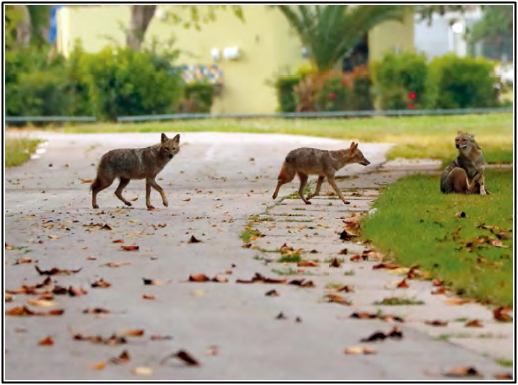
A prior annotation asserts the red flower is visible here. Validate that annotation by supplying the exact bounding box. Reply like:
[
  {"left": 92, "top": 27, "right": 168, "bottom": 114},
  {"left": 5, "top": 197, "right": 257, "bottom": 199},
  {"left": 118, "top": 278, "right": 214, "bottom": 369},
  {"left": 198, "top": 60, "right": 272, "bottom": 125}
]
[
  {"left": 342, "top": 78, "right": 348, "bottom": 86},
  {"left": 408, "top": 102, "right": 415, "bottom": 110},
  {"left": 408, "top": 92, "right": 416, "bottom": 100},
  {"left": 329, "top": 93, "right": 336, "bottom": 100}
]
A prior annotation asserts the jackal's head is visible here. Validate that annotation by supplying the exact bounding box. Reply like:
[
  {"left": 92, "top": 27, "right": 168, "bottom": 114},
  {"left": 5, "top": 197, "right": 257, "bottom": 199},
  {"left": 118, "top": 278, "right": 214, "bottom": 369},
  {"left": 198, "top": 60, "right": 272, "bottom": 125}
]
[
  {"left": 455, "top": 131, "right": 476, "bottom": 152},
  {"left": 349, "top": 142, "right": 371, "bottom": 166},
  {"left": 160, "top": 133, "right": 180, "bottom": 159}
]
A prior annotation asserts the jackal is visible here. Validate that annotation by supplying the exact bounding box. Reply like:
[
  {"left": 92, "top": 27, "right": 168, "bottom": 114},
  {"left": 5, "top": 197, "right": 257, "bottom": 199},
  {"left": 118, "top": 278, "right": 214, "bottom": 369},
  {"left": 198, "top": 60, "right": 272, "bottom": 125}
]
[
  {"left": 91, "top": 133, "right": 180, "bottom": 209},
  {"left": 272, "top": 142, "right": 370, "bottom": 204},
  {"left": 440, "top": 131, "right": 488, "bottom": 195}
]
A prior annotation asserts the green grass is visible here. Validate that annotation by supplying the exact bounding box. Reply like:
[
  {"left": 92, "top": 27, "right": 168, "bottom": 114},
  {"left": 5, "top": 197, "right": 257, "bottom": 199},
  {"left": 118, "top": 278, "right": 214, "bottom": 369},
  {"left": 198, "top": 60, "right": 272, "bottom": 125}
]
[
  {"left": 240, "top": 229, "right": 261, "bottom": 243},
  {"left": 5, "top": 137, "right": 43, "bottom": 167},
  {"left": 373, "top": 297, "right": 425, "bottom": 306},
  {"left": 362, "top": 169, "right": 513, "bottom": 306},
  {"left": 276, "top": 253, "right": 302, "bottom": 263},
  {"left": 58, "top": 113, "right": 513, "bottom": 165},
  {"left": 495, "top": 358, "right": 514, "bottom": 367}
]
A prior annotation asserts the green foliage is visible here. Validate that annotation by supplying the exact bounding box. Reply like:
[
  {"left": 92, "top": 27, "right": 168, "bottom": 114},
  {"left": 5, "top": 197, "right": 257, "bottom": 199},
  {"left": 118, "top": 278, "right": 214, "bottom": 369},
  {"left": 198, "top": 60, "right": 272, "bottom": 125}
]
[
  {"left": 86, "top": 46, "right": 183, "bottom": 120},
  {"left": 469, "top": 5, "right": 513, "bottom": 43},
  {"left": 372, "top": 51, "right": 431, "bottom": 110},
  {"left": 274, "top": 5, "right": 405, "bottom": 72},
  {"left": 183, "top": 83, "right": 214, "bottom": 113},
  {"left": 317, "top": 76, "right": 353, "bottom": 112},
  {"left": 275, "top": 75, "right": 303, "bottom": 112},
  {"left": 429, "top": 54, "right": 498, "bottom": 109},
  {"left": 5, "top": 137, "right": 43, "bottom": 167},
  {"left": 362, "top": 169, "right": 513, "bottom": 306}
]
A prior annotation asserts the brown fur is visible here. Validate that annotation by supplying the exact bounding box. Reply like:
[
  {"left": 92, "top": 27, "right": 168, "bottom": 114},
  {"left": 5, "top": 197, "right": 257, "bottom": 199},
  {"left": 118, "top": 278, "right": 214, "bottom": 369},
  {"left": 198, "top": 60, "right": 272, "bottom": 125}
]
[
  {"left": 440, "top": 130, "right": 488, "bottom": 195},
  {"left": 272, "top": 142, "right": 371, "bottom": 204},
  {"left": 91, "top": 133, "right": 180, "bottom": 209}
]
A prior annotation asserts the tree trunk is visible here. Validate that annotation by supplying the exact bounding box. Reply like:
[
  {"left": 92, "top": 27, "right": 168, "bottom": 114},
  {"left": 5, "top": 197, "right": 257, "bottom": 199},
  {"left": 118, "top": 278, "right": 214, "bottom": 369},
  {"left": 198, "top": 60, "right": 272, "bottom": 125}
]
[
  {"left": 127, "top": 5, "right": 157, "bottom": 51},
  {"left": 15, "top": 5, "right": 31, "bottom": 46}
]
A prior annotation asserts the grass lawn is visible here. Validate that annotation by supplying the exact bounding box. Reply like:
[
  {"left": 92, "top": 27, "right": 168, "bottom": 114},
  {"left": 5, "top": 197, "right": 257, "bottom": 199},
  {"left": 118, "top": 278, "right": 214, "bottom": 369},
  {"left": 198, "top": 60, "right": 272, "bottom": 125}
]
[
  {"left": 59, "top": 113, "right": 513, "bottom": 166},
  {"left": 361, "top": 169, "right": 513, "bottom": 306},
  {"left": 5, "top": 137, "right": 43, "bottom": 167}
]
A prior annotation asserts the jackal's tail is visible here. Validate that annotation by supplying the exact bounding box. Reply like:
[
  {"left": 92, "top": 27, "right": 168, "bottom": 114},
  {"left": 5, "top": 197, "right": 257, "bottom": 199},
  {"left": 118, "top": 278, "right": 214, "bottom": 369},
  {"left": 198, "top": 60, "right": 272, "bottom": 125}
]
[{"left": 90, "top": 178, "right": 100, "bottom": 191}]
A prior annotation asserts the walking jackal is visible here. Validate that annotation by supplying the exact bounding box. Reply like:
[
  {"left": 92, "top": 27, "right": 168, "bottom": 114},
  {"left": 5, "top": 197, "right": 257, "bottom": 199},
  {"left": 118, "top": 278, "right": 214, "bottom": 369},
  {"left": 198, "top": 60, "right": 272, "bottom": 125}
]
[
  {"left": 440, "top": 131, "right": 488, "bottom": 195},
  {"left": 272, "top": 142, "right": 371, "bottom": 205},
  {"left": 91, "top": 133, "right": 180, "bottom": 209}
]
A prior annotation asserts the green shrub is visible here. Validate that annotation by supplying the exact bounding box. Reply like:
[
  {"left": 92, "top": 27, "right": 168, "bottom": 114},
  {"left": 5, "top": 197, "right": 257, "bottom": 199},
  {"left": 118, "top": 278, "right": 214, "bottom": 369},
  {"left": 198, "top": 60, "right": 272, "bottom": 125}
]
[
  {"left": 428, "top": 54, "right": 498, "bottom": 109},
  {"left": 372, "top": 51, "right": 431, "bottom": 110},
  {"left": 275, "top": 75, "right": 303, "bottom": 112},
  {"left": 317, "top": 76, "right": 353, "bottom": 112},
  {"left": 182, "top": 83, "right": 214, "bottom": 113},
  {"left": 87, "top": 46, "right": 183, "bottom": 121},
  {"left": 64, "top": 43, "right": 94, "bottom": 116}
]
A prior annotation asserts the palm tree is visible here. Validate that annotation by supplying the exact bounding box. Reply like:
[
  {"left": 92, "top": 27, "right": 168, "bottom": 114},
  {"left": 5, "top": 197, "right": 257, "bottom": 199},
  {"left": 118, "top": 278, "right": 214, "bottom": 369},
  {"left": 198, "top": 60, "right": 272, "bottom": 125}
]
[{"left": 274, "top": 5, "right": 406, "bottom": 73}]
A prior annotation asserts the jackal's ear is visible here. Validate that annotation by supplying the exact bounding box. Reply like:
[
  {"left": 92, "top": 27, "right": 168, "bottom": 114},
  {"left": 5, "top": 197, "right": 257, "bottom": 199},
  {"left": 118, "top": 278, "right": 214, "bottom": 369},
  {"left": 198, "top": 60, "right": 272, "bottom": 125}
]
[
  {"left": 172, "top": 134, "right": 180, "bottom": 143},
  {"left": 161, "top": 133, "right": 168, "bottom": 143},
  {"left": 350, "top": 142, "right": 358, "bottom": 150},
  {"left": 457, "top": 130, "right": 463, "bottom": 135}
]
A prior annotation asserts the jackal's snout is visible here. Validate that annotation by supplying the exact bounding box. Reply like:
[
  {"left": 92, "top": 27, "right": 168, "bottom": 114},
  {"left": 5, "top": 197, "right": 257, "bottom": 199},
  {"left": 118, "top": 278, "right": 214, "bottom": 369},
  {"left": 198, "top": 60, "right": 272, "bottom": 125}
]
[{"left": 360, "top": 158, "right": 370, "bottom": 166}]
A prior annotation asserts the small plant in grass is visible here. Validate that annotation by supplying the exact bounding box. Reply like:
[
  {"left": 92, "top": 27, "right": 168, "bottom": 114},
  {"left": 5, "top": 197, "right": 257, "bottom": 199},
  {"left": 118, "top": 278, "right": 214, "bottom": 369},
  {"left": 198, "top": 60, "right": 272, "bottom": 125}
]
[
  {"left": 454, "top": 317, "right": 469, "bottom": 322},
  {"left": 324, "top": 258, "right": 345, "bottom": 264},
  {"left": 373, "top": 297, "right": 425, "bottom": 306},
  {"left": 343, "top": 270, "right": 355, "bottom": 276},
  {"left": 271, "top": 268, "right": 314, "bottom": 276},
  {"left": 5, "top": 137, "right": 43, "bottom": 167},
  {"left": 257, "top": 248, "right": 281, "bottom": 253},
  {"left": 293, "top": 208, "right": 306, "bottom": 211},
  {"left": 276, "top": 253, "right": 302, "bottom": 263},
  {"left": 495, "top": 358, "right": 513, "bottom": 367},
  {"left": 325, "top": 282, "right": 345, "bottom": 290}
]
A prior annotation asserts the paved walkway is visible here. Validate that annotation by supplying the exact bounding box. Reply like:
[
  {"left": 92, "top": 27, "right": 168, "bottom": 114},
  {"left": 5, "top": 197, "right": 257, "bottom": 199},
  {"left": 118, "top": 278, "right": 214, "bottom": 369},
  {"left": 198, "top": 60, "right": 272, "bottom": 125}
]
[{"left": 4, "top": 132, "right": 512, "bottom": 380}]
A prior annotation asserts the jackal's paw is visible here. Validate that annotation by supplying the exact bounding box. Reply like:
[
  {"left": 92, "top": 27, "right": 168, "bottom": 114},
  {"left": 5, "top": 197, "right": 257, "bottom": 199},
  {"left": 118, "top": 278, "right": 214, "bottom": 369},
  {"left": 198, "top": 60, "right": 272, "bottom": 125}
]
[
  {"left": 163, "top": 201, "right": 169, "bottom": 207},
  {"left": 304, "top": 201, "right": 312, "bottom": 205},
  {"left": 147, "top": 205, "right": 155, "bottom": 210},
  {"left": 124, "top": 202, "right": 132, "bottom": 206},
  {"left": 343, "top": 201, "right": 351, "bottom": 205},
  {"left": 92, "top": 205, "right": 99, "bottom": 209},
  {"left": 480, "top": 190, "right": 487, "bottom": 196}
]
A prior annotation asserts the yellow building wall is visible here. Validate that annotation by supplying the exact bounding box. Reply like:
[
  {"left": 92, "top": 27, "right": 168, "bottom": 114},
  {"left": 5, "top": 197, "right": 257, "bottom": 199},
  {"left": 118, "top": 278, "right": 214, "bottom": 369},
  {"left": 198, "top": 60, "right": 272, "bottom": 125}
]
[
  {"left": 368, "top": 6, "right": 415, "bottom": 62},
  {"left": 57, "top": 5, "right": 414, "bottom": 114}
]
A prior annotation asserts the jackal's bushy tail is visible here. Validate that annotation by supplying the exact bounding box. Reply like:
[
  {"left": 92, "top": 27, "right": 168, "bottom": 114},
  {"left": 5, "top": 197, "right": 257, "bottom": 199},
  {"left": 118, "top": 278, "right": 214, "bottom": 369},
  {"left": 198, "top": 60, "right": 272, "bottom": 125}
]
[{"left": 90, "top": 178, "right": 100, "bottom": 191}]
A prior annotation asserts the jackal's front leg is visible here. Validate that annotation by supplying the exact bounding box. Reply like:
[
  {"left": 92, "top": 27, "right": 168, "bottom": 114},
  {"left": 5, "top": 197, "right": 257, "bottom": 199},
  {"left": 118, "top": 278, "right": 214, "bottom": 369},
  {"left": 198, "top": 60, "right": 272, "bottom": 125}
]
[
  {"left": 327, "top": 176, "right": 349, "bottom": 205},
  {"left": 147, "top": 178, "right": 168, "bottom": 208}
]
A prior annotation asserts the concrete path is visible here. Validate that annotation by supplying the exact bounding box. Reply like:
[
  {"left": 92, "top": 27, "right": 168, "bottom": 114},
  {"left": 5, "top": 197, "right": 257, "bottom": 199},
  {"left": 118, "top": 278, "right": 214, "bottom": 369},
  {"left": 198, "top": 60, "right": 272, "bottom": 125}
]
[{"left": 4, "top": 132, "right": 512, "bottom": 380}]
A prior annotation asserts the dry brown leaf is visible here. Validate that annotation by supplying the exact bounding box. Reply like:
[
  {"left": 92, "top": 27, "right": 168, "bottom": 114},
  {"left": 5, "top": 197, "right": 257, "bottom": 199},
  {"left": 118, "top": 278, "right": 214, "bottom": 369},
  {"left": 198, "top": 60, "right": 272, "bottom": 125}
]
[
  {"left": 465, "top": 319, "right": 483, "bottom": 328},
  {"left": 325, "top": 294, "right": 352, "bottom": 306},
  {"left": 425, "top": 320, "right": 448, "bottom": 327},
  {"left": 205, "top": 345, "right": 218, "bottom": 356},
  {"left": 48, "top": 235, "right": 60, "bottom": 240},
  {"left": 350, "top": 312, "right": 377, "bottom": 320},
  {"left": 5, "top": 243, "right": 14, "bottom": 250},
  {"left": 280, "top": 243, "right": 294, "bottom": 254},
  {"left": 329, "top": 258, "right": 342, "bottom": 268},
  {"left": 80, "top": 179, "right": 93, "bottom": 184},
  {"left": 142, "top": 278, "right": 166, "bottom": 286},
  {"left": 494, "top": 373, "right": 513, "bottom": 380},
  {"left": 14, "top": 258, "right": 38, "bottom": 265},
  {"left": 397, "top": 279, "right": 409, "bottom": 289},
  {"left": 373, "top": 263, "right": 401, "bottom": 270},
  {"left": 150, "top": 334, "right": 173, "bottom": 341},
  {"left": 112, "top": 239, "right": 124, "bottom": 243},
  {"left": 118, "top": 329, "right": 144, "bottom": 337},
  {"left": 189, "top": 274, "right": 210, "bottom": 282},
  {"left": 38, "top": 336, "right": 54, "bottom": 346},
  {"left": 444, "top": 298, "right": 472, "bottom": 305},
  {"left": 110, "top": 350, "right": 131, "bottom": 364},
  {"left": 349, "top": 255, "right": 361, "bottom": 262},
  {"left": 68, "top": 286, "right": 88, "bottom": 296},
  {"left": 344, "top": 346, "right": 376, "bottom": 355},
  {"left": 121, "top": 245, "right": 139, "bottom": 251},
  {"left": 188, "top": 236, "right": 202, "bottom": 244},
  {"left": 92, "top": 362, "right": 106, "bottom": 370},
  {"left": 5, "top": 293, "right": 13, "bottom": 302},
  {"left": 265, "top": 289, "right": 280, "bottom": 297},
  {"left": 27, "top": 299, "right": 57, "bottom": 307},
  {"left": 432, "top": 278, "right": 444, "bottom": 287},
  {"left": 493, "top": 306, "right": 513, "bottom": 322},
  {"left": 297, "top": 260, "right": 319, "bottom": 267},
  {"left": 212, "top": 274, "right": 228, "bottom": 283},
  {"left": 73, "top": 333, "right": 127, "bottom": 345},
  {"left": 174, "top": 350, "right": 200, "bottom": 366},
  {"left": 337, "top": 285, "right": 355, "bottom": 293},
  {"left": 142, "top": 294, "right": 156, "bottom": 300},
  {"left": 444, "top": 366, "right": 483, "bottom": 378},
  {"left": 431, "top": 286, "right": 446, "bottom": 295},
  {"left": 100, "top": 224, "right": 112, "bottom": 230},
  {"left": 91, "top": 278, "right": 111, "bottom": 288},
  {"left": 6, "top": 306, "right": 64, "bottom": 316},
  {"left": 83, "top": 308, "right": 110, "bottom": 314},
  {"left": 35, "top": 265, "right": 82, "bottom": 276}
]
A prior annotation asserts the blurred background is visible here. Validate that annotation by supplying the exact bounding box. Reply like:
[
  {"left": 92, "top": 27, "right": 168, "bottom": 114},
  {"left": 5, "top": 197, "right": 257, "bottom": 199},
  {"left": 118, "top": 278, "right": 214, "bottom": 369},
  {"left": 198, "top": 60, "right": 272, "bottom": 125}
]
[{"left": 4, "top": 4, "right": 514, "bottom": 122}]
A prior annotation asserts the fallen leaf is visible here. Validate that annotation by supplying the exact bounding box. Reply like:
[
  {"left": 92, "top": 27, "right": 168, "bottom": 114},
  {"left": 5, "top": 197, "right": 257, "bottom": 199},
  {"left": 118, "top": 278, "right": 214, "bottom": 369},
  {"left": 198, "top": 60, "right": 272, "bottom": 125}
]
[
  {"left": 431, "top": 287, "right": 446, "bottom": 295},
  {"left": 100, "top": 224, "right": 112, "bottom": 230},
  {"left": 27, "top": 299, "right": 57, "bottom": 307},
  {"left": 133, "top": 367, "right": 153, "bottom": 375},
  {"left": 6, "top": 306, "right": 64, "bottom": 317},
  {"left": 118, "top": 329, "right": 144, "bottom": 337},
  {"left": 112, "top": 239, "right": 124, "bottom": 243},
  {"left": 38, "top": 293, "right": 54, "bottom": 300},
  {"left": 142, "top": 294, "right": 156, "bottom": 300},
  {"left": 339, "top": 230, "right": 356, "bottom": 241},
  {"left": 425, "top": 320, "right": 448, "bottom": 327},
  {"left": 91, "top": 278, "right": 111, "bottom": 288},
  {"left": 387, "top": 326, "right": 403, "bottom": 339},
  {"left": 337, "top": 285, "right": 355, "bottom": 293},
  {"left": 172, "top": 350, "right": 200, "bottom": 366},
  {"left": 80, "top": 179, "right": 93, "bottom": 184},
  {"left": 103, "top": 262, "right": 131, "bottom": 268},
  {"left": 47, "top": 235, "right": 60, "bottom": 240},
  {"left": 83, "top": 308, "right": 110, "bottom": 314},
  {"left": 92, "top": 362, "right": 106, "bottom": 370},
  {"left": 205, "top": 345, "right": 218, "bottom": 356},
  {"left": 360, "top": 331, "right": 387, "bottom": 342},
  {"left": 265, "top": 289, "right": 279, "bottom": 297},
  {"left": 325, "top": 294, "right": 352, "bottom": 306},
  {"left": 110, "top": 350, "right": 130, "bottom": 364},
  {"left": 344, "top": 346, "right": 376, "bottom": 355},
  {"left": 142, "top": 278, "right": 166, "bottom": 286},
  {"left": 445, "top": 298, "right": 472, "bottom": 305},
  {"left": 297, "top": 260, "right": 319, "bottom": 267},
  {"left": 188, "top": 236, "right": 202, "bottom": 244},
  {"left": 493, "top": 306, "right": 513, "bottom": 322},
  {"left": 465, "top": 319, "right": 483, "bottom": 328},
  {"left": 494, "top": 373, "right": 513, "bottom": 380},
  {"left": 397, "top": 279, "right": 409, "bottom": 289},
  {"left": 329, "top": 258, "right": 342, "bottom": 268},
  {"left": 14, "top": 258, "right": 38, "bottom": 265},
  {"left": 444, "top": 366, "right": 483, "bottom": 378},
  {"left": 276, "top": 312, "right": 287, "bottom": 320},
  {"left": 432, "top": 278, "right": 444, "bottom": 287},
  {"left": 38, "top": 336, "right": 54, "bottom": 346},
  {"left": 68, "top": 286, "right": 88, "bottom": 296},
  {"left": 121, "top": 245, "right": 139, "bottom": 251},
  {"left": 150, "top": 335, "right": 173, "bottom": 341},
  {"left": 35, "top": 265, "right": 82, "bottom": 276},
  {"left": 373, "top": 263, "right": 401, "bottom": 270},
  {"left": 338, "top": 248, "right": 348, "bottom": 255},
  {"left": 349, "top": 255, "right": 361, "bottom": 262},
  {"left": 212, "top": 274, "right": 228, "bottom": 283},
  {"left": 73, "top": 333, "right": 126, "bottom": 345},
  {"left": 5, "top": 243, "right": 13, "bottom": 250},
  {"left": 280, "top": 243, "right": 294, "bottom": 254},
  {"left": 183, "top": 198, "right": 191, "bottom": 202},
  {"left": 189, "top": 274, "right": 210, "bottom": 282}
]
